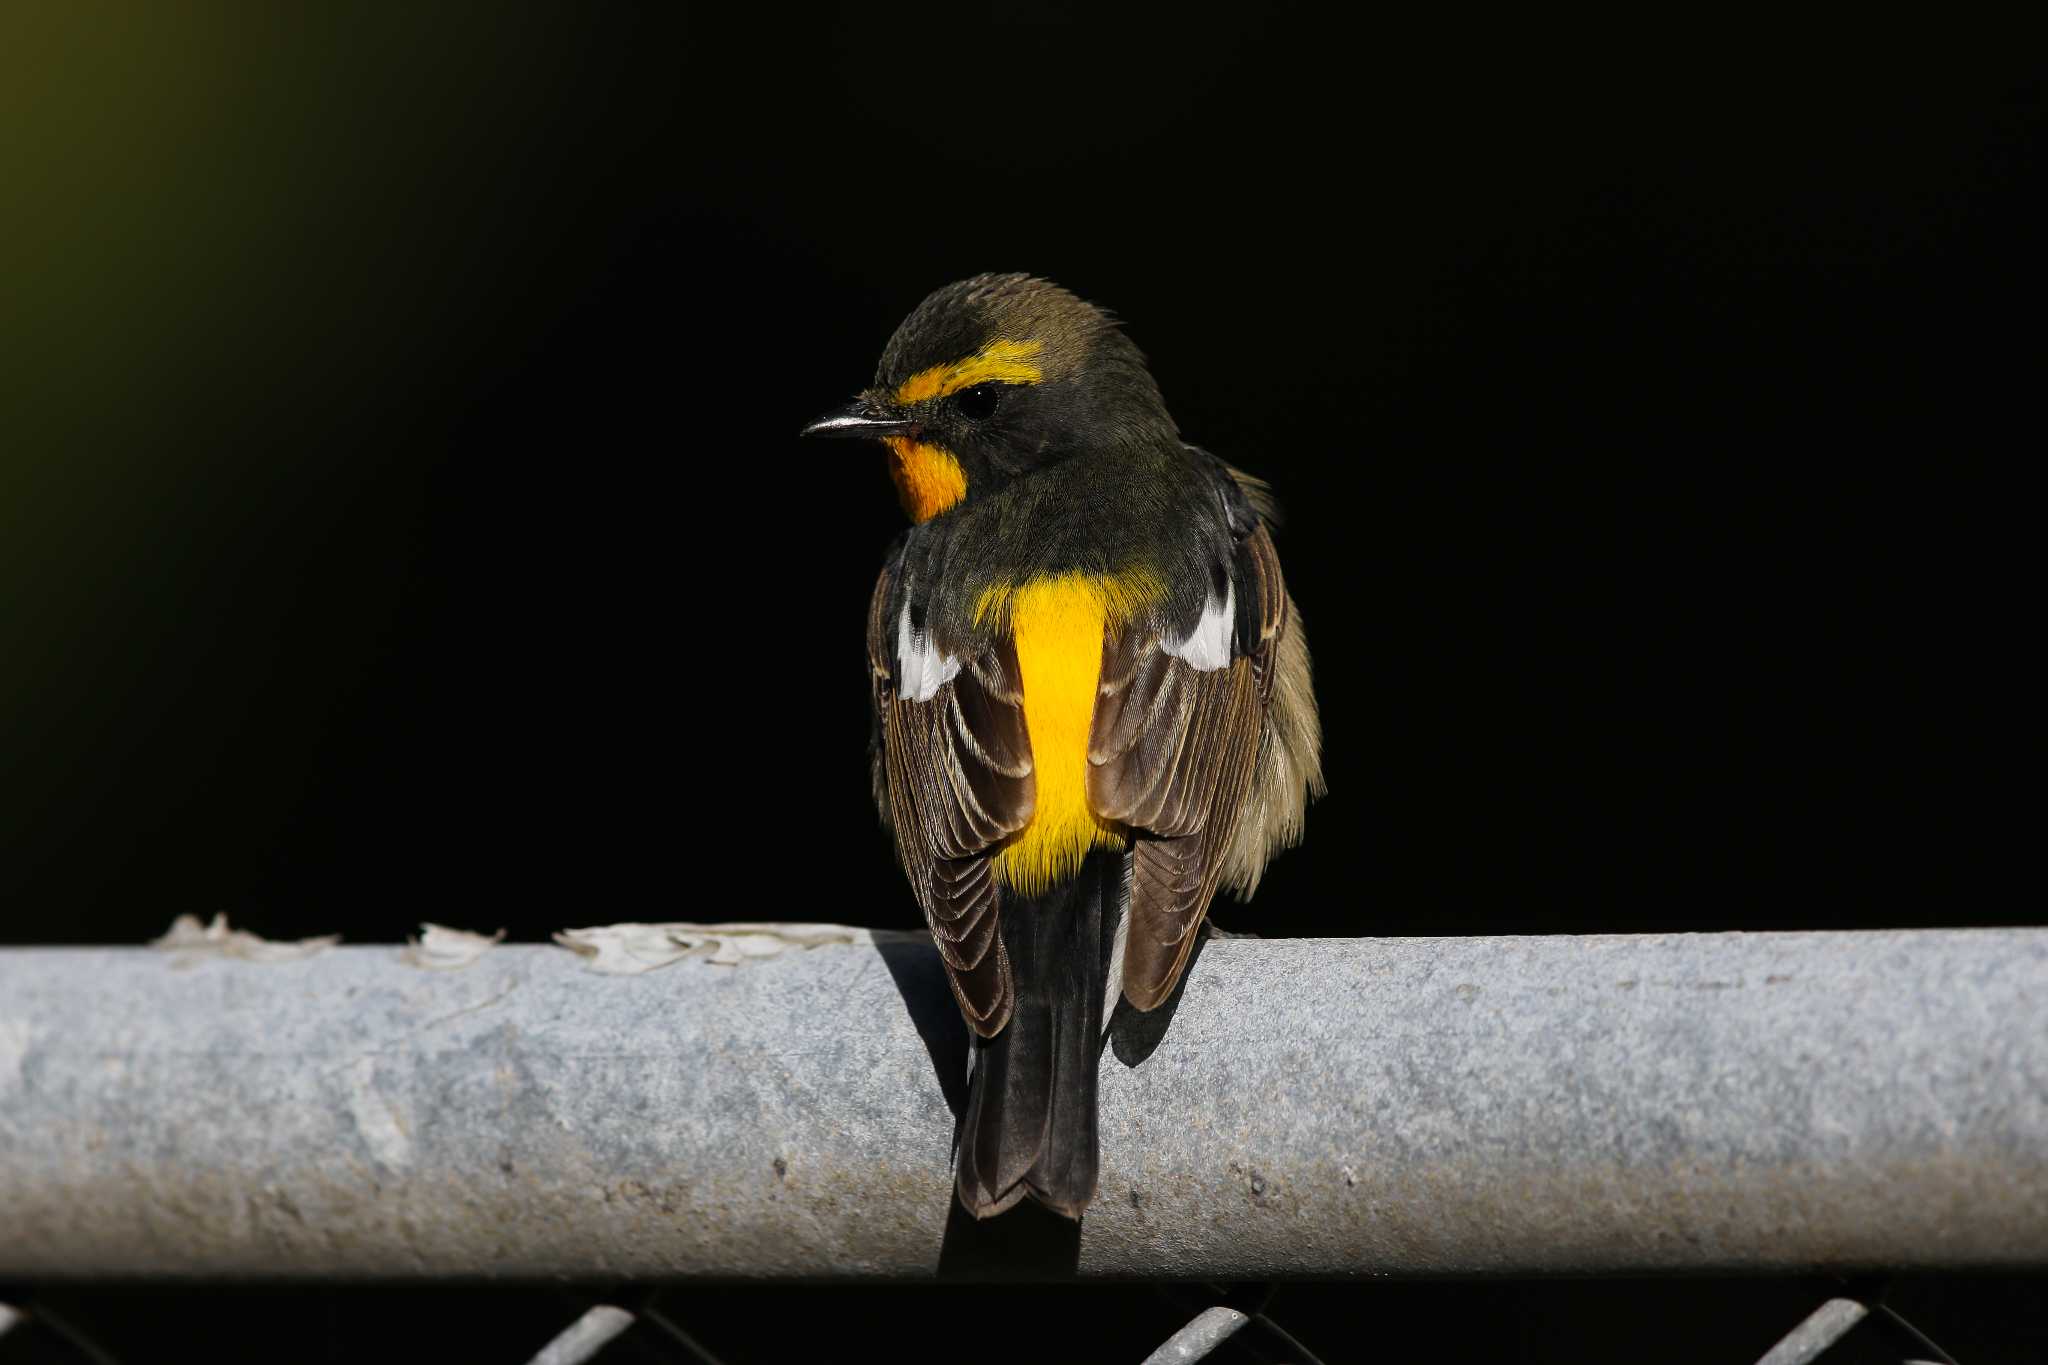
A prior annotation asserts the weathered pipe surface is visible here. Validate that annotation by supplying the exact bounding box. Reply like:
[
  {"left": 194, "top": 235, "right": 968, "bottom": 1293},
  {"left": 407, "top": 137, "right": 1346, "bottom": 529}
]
[{"left": 1, "top": 930, "right": 2044, "bottom": 1279}]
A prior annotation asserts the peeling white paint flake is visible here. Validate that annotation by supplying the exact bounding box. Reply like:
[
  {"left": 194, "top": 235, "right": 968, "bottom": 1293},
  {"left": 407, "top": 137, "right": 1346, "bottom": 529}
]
[
  {"left": 344, "top": 1056, "right": 413, "bottom": 1171},
  {"left": 399, "top": 923, "right": 506, "bottom": 970},
  {"left": 151, "top": 913, "right": 339, "bottom": 966},
  {"left": 1162, "top": 579, "right": 1235, "bottom": 671},
  {"left": 895, "top": 599, "right": 960, "bottom": 701},
  {"left": 553, "top": 922, "right": 927, "bottom": 975}
]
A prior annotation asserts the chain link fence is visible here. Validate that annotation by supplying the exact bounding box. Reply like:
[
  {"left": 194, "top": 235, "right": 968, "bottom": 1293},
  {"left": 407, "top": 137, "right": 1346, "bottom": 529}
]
[{"left": 0, "top": 1280, "right": 2009, "bottom": 1363}]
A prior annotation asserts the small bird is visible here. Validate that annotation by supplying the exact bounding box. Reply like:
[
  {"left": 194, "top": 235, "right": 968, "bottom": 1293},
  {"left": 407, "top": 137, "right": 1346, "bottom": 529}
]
[{"left": 803, "top": 275, "right": 1323, "bottom": 1219}]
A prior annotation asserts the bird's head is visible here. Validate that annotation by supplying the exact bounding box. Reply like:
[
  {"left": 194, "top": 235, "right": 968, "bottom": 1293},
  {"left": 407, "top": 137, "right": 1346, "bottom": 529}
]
[{"left": 802, "top": 274, "right": 1176, "bottom": 522}]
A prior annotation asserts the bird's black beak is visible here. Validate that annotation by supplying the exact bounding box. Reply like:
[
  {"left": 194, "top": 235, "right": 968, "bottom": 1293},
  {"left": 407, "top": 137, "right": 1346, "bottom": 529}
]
[{"left": 800, "top": 400, "right": 914, "bottom": 441}]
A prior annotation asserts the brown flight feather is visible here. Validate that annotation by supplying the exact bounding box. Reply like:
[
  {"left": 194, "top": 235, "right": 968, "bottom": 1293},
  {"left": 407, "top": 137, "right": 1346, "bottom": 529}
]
[
  {"left": 868, "top": 566, "right": 1035, "bottom": 1034},
  {"left": 1087, "top": 522, "right": 1310, "bottom": 1009}
]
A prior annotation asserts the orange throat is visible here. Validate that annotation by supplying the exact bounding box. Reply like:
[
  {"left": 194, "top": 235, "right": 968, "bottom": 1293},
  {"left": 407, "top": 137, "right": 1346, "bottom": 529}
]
[{"left": 883, "top": 436, "right": 968, "bottom": 522}]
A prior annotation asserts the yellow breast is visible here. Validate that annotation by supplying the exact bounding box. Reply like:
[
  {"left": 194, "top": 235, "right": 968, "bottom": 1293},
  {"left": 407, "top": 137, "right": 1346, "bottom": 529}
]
[{"left": 975, "top": 571, "right": 1161, "bottom": 894}]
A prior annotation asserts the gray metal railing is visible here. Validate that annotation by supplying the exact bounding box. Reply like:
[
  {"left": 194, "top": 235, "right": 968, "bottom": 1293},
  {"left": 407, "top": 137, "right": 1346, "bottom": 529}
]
[{"left": 2, "top": 925, "right": 2042, "bottom": 1282}]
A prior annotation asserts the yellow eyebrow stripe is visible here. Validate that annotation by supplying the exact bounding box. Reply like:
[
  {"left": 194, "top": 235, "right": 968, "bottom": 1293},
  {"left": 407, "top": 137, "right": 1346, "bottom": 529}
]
[{"left": 893, "top": 339, "right": 1044, "bottom": 405}]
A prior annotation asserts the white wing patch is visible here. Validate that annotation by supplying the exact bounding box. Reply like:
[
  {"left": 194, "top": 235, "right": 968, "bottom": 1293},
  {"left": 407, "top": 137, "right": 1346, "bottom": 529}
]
[
  {"left": 896, "top": 599, "right": 961, "bottom": 702},
  {"left": 1162, "top": 579, "right": 1235, "bottom": 671}
]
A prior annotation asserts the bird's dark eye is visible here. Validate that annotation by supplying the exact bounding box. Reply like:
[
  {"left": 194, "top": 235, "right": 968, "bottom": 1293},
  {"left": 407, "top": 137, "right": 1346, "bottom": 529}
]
[{"left": 953, "top": 383, "right": 1003, "bottom": 421}]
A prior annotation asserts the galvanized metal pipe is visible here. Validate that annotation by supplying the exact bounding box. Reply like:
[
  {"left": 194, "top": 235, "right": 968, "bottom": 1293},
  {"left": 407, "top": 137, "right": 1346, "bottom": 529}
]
[
  {"left": 524, "top": 1305, "right": 636, "bottom": 1365},
  {"left": 2, "top": 930, "right": 2043, "bottom": 1278},
  {"left": 1142, "top": 1307, "right": 1250, "bottom": 1363}
]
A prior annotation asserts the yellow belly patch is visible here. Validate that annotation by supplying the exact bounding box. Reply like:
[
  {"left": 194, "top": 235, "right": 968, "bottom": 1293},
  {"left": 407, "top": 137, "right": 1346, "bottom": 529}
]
[
  {"left": 975, "top": 570, "right": 1162, "bottom": 894},
  {"left": 882, "top": 436, "right": 968, "bottom": 523}
]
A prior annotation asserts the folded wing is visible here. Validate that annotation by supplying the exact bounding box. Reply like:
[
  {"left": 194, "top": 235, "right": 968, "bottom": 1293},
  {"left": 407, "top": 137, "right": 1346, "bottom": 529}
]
[
  {"left": 1087, "top": 522, "right": 1291, "bottom": 1009},
  {"left": 869, "top": 565, "right": 1035, "bottom": 1035}
]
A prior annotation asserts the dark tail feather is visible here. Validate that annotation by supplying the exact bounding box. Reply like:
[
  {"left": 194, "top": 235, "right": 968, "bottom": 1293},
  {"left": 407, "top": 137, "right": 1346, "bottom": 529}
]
[{"left": 956, "top": 849, "right": 1123, "bottom": 1220}]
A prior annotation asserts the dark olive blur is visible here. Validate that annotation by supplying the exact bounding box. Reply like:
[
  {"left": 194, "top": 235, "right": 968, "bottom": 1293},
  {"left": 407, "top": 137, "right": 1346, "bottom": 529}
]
[{"left": 1, "top": 9, "right": 2041, "bottom": 1361}]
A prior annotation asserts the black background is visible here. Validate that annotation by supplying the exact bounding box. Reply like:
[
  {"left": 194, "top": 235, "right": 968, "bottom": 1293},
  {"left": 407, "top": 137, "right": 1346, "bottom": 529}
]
[{"left": 3, "top": 7, "right": 2041, "bottom": 1362}]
